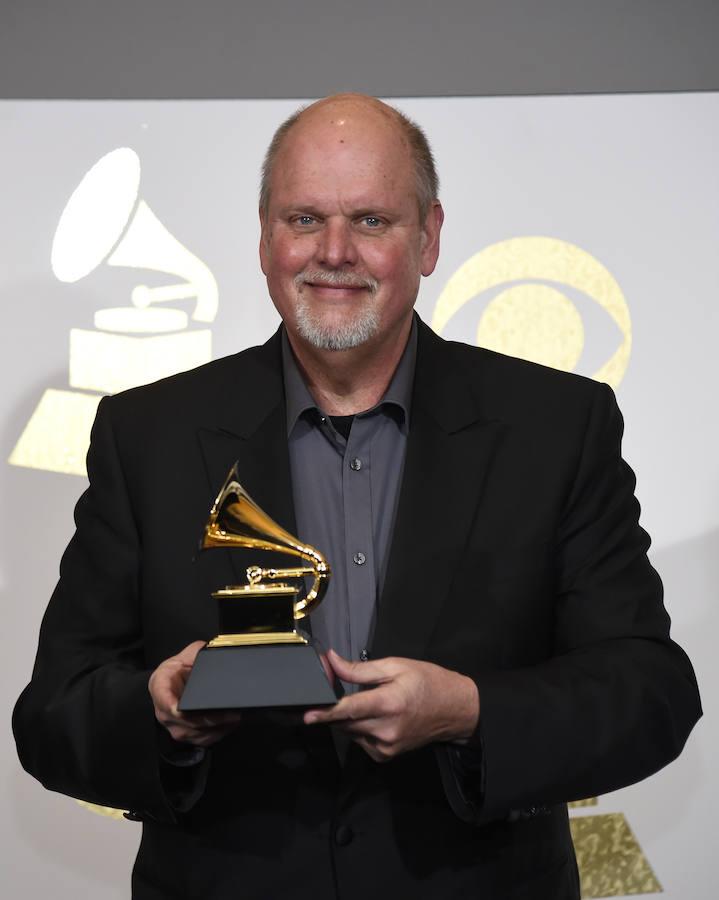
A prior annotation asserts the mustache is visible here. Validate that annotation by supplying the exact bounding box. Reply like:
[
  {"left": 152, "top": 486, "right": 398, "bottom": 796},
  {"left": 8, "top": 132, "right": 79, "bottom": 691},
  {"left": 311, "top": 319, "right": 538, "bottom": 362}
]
[{"left": 295, "top": 270, "right": 378, "bottom": 293}]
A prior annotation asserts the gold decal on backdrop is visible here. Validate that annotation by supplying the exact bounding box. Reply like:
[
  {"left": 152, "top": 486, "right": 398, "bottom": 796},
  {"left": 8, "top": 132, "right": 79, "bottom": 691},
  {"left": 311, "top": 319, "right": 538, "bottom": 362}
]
[
  {"left": 569, "top": 799, "right": 661, "bottom": 897},
  {"left": 570, "top": 812, "right": 662, "bottom": 897},
  {"left": 432, "top": 237, "right": 631, "bottom": 389},
  {"left": 569, "top": 797, "right": 599, "bottom": 809},
  {"left": 8, "top": 148, "right": 218, "bottom": 477},
  {"left": 75, "top": 801, "right": 126, "bottom": 821}
]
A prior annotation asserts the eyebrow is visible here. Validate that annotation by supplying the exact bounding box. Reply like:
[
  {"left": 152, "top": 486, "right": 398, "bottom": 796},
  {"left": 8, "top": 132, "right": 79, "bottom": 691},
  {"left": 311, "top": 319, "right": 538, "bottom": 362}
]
[{"left": 279, "top": 204, "right": 397, "bottom": 218}]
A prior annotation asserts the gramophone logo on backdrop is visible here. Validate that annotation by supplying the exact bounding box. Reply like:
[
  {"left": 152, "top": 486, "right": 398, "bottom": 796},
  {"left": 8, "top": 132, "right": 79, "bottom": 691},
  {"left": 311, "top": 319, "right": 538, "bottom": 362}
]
[{"left": 8, "top": 148, "right": 218, "bottom": 477}]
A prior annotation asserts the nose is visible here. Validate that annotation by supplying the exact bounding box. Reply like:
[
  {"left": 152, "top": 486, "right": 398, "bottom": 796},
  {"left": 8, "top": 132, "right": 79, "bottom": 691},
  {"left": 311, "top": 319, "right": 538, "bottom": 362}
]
[{"left": 316, "top": 218, "right": 358, "bottom": 269}]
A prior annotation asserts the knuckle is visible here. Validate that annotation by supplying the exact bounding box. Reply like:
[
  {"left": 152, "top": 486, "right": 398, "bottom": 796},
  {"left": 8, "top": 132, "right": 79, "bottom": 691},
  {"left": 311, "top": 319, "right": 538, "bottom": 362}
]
[
  {"left": 378, "top": 724, "right": 399, "bottom": 745},
  {"left": 375, "top": 744, "right": 393, "bottom": 762}
]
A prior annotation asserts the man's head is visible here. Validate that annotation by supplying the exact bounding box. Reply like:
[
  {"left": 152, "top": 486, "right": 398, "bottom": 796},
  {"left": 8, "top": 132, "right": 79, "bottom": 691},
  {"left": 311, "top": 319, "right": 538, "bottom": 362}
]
[
  {"left": 260, "top": 97, "right": 439, "bottom": 223},
  {"left": 259, "top": 94, "right": 443, "bottom": 354}
]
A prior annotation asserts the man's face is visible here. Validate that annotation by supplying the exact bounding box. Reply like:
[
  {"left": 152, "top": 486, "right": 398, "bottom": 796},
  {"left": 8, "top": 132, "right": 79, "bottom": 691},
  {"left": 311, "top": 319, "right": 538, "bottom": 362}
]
[{"left": 259, "top": 104, "right": 442, "bottom": 353}]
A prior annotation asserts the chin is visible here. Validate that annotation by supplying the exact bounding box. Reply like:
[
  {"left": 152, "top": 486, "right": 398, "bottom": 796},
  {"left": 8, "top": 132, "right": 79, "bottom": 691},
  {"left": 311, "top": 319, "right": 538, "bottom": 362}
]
[{"left": 294, "top": 303, "right": 380, "bottom": 352}]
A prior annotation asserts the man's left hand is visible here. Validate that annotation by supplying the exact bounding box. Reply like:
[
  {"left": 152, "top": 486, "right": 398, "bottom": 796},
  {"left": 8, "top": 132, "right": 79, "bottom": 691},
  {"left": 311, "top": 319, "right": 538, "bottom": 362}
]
[{"left": 303, "top": 650, "right": 479, "bottom": 762}]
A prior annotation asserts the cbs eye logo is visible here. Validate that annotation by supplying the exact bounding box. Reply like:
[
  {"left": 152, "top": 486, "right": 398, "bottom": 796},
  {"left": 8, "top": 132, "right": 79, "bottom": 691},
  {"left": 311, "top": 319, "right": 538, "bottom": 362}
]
[{"left": 431, "top": 236, "right": 631, "bottom": 389}]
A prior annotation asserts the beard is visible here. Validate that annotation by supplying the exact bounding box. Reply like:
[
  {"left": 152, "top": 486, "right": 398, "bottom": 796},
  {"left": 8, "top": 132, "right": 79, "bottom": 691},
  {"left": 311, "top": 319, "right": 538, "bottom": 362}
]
[{"left": 293, "top": 270, "right": 380, "bottom": 351}]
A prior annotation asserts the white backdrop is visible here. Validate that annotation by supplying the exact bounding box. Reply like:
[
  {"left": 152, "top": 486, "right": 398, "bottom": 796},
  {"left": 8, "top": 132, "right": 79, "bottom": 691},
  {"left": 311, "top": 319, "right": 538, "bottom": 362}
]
[{"left": 1, "top": 95, "right": 716, "bottom": 898}]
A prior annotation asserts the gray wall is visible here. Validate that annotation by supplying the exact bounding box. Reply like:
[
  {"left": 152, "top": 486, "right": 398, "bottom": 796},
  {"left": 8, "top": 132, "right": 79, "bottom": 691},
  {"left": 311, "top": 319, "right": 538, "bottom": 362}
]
[{"left": 1, "top": 0, "right": 719, "bottom": 99}]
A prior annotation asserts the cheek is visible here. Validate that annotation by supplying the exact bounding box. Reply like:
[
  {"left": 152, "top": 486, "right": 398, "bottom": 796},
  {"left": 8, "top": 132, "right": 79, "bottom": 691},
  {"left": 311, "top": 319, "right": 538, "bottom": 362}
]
[
  {"left": 268, "top": 236, "right": 315, "bottom": 276},
  {"left": 362, "top": 243, "right": 416, "bottom": 283}
]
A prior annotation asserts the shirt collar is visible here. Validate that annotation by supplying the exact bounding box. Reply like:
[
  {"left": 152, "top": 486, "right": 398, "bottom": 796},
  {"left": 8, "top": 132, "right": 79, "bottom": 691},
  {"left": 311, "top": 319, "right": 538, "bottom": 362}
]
[{"left": 282, "top": 316, "right": 417, "bottom": 435}]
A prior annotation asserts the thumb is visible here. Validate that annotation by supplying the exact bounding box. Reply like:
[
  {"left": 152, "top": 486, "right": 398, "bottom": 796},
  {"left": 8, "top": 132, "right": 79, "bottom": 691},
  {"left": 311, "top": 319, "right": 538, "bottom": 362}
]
[
  {"left": 327, "top": 649, "right": 388, "bottom": 685},
  {"left": 175, "top": 640, "right": 207, "bottom": 668}
]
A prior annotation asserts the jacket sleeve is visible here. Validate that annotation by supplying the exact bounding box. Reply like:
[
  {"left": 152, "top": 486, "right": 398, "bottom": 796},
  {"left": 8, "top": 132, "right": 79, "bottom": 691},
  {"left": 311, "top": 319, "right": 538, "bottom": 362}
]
[
  {"left": 12, "top": 396, "right": 183, "bottom": 824},
  {"left": 447, "top": 383, "right": 701, "bottom": 824}
]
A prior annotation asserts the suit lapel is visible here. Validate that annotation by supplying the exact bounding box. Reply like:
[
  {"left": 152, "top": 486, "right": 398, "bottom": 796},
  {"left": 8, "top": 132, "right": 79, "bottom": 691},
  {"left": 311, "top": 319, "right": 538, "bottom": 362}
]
[
  {"left": 194, "top": 330, "right": 333, "bottom": 766},
  {"left": 371, "top": 322, "right": 504, "bottom": 661},
  {"left": 196, "top": 329, "right": 297, "bottom": 586}
]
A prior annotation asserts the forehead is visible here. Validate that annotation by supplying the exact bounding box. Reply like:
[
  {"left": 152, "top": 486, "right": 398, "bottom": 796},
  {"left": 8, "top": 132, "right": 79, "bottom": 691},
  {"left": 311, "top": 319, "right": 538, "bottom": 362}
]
[{"left": 270, "top": 108, "right": 416, "bottom": 209}]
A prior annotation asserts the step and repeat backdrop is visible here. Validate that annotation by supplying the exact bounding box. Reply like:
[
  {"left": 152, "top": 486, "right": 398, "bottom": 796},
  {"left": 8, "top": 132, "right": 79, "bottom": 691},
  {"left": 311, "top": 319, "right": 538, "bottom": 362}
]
[{"left": 2, "top": 95, "right": 716, "bottom": 898}]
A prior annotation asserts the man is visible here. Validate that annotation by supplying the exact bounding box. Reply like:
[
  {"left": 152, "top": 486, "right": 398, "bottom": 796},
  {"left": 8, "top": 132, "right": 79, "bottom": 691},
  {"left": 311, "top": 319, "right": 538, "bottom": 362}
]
[{"left": 14, "top": 95, "right": 701, "bottom": 899}]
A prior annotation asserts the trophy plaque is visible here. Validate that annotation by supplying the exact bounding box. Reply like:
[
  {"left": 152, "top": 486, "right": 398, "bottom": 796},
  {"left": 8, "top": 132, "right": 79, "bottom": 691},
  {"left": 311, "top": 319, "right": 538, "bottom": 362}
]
[{"left": 179, "top": 463, "right": 341, "bottom": 711}]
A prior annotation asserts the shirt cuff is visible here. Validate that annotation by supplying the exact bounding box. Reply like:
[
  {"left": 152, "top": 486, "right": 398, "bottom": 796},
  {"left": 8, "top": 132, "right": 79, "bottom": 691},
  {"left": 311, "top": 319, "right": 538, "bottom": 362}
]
[{"left": 155, "top": 724, "right": 209, "bottom": 813}]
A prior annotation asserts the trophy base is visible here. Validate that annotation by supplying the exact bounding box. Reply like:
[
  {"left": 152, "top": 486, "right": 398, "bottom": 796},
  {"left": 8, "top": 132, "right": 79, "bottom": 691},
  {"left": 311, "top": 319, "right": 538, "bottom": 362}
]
[{"left": 178, "top": 640, "right": 342, "bottom": 711}]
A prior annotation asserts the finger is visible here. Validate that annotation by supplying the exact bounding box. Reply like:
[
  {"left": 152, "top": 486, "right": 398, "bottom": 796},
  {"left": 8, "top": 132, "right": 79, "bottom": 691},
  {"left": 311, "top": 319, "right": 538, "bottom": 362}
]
[
  {"left": 175, "top": 640, "right": 207, "bottom": 668},
  {"left": 183, "top": 710, "right": 244, "bottom": 728},
  {"left": 162, "top": 703, "right": 244, "bottom": 732},
  {"left": 304, "top": 686, "right": 388, "bottom": 725},
  {"left": 169, "top": 721, "right": 238, "bottom": 747},
  {"left": 326, "top": 649, "right": 393, "bottom": 686},
  {"left": 150, "top": 644, "right": 206, "bottom": 716},
  {"left": 318, "top": 651, "right": 335, "bottom": 685},
  {"left": 150, "top": 662, "right": 189, "bottom": 720},
  {"left": 352, "top": 735, "right": 392, "bottom": 764},
  {"left": 332, "top": 717, "right": 384, "bottom": 737}
]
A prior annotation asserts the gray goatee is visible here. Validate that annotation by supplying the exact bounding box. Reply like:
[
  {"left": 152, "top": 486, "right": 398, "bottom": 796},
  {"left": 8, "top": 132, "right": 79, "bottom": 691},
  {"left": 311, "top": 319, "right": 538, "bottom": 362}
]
[{"left": 294, "top": 270, "right": 380, "bottom": 351}]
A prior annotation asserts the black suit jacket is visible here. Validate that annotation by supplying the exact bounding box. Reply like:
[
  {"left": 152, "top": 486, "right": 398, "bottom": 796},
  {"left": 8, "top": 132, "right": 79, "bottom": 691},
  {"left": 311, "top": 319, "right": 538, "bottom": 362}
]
[{"left": 13, "top": 320, "right": 701, "bottom": 899}]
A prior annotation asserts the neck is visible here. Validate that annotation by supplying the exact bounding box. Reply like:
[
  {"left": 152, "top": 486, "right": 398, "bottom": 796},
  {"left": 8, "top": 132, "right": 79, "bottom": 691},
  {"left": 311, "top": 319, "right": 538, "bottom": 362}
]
[{"left": 286, "top": 314, "right": 413, "bottom": 415}]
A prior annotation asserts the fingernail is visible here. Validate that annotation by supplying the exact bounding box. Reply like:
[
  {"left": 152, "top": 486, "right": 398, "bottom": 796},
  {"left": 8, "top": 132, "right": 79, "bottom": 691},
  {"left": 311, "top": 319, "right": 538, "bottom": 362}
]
[{"left": 305, "top": 712, "right": 319, "bottom": 724}]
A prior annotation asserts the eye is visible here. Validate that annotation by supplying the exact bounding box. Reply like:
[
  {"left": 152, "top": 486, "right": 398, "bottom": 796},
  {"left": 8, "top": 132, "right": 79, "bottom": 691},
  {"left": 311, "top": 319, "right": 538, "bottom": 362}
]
[
  {"left": 360, "top": 216, "right": 383, "bottom": 228},
  {"left": 431, "top": 237, "right": 632, "bottom": 390},
  {"left": 294, "top": 215, "right": 317, "bottom": 227}
]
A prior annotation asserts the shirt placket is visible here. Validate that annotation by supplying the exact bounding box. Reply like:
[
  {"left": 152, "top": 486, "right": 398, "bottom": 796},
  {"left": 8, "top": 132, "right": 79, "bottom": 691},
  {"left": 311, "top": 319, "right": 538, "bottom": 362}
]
[{"left": 342, "top": 416, "right": 375, "bottom": 676}]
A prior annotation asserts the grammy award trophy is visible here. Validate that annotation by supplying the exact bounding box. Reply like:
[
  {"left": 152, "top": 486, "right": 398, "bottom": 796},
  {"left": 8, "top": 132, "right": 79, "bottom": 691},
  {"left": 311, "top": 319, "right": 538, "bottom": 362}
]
[{"left": 179, "top": 463, "right": 341, "bottom": 711}]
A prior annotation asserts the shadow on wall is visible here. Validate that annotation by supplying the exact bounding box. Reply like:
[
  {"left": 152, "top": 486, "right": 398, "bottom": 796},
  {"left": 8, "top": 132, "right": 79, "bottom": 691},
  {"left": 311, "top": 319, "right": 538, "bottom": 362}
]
[
  {"left": 626, "top": 527, "right": 715, "bottom": 845},
  {"left": 5, "top": 769, "right": 140, "bottom": 898}
]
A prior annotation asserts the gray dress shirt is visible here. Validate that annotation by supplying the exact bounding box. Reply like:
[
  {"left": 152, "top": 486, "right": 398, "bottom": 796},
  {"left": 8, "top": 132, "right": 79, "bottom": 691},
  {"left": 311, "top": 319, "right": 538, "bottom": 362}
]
[{"left": 282, "top": 322, "right": 416, "bottom": 693}]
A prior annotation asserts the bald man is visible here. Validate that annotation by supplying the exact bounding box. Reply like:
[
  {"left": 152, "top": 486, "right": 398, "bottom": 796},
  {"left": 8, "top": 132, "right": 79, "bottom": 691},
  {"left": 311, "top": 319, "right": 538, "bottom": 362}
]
[{"left": 14, "top": 95, "right": 700, "bottom": 900}]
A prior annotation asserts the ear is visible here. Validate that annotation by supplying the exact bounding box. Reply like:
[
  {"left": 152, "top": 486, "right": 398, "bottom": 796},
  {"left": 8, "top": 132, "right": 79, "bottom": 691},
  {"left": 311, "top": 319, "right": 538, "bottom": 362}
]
[
  {"left": 259, "top": 206, "right": 270, "bottom": 276},
  {"left": 420, "top": 201, "right": 444, "bottom": 277}
]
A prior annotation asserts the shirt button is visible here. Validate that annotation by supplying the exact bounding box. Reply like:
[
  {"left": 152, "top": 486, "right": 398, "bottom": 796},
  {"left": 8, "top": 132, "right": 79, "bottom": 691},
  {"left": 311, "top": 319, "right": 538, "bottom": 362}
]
[
  {"left": 353, "top": 551, "right": 366, "bottom": 566},
  {"left": 350, "top": 457, "right": 362, "bottom": 471},
  {"left": 359, "top": 648, "right": 369, "bottom": 661},
  {"left": 334, "top": 824, "right": 354, "bottom": 846}
]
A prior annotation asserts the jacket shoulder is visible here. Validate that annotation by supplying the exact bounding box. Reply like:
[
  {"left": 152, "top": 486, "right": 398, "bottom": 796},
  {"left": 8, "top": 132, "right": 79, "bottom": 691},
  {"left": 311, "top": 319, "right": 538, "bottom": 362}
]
[
  {"left": 99, "top": 337, "right": 281, "bottom": 427},
  {"left": 442, "top": 337, "right": 611, "bottom": 426}
]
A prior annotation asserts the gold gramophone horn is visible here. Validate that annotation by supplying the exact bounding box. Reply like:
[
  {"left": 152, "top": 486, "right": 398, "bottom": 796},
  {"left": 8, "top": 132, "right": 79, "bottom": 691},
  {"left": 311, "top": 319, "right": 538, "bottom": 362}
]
[{"left": 201, "top": 463, "right": 330, "bottom": 619}]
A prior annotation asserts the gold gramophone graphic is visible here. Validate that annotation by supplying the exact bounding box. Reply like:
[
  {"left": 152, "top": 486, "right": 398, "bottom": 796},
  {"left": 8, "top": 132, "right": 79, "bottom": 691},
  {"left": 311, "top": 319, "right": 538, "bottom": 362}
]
[
  {"left": 179, "top": 464, "right": 341, "bottom": 711},
  {"left": 9, "top": 147, "right": 218, "bottom": 477}
]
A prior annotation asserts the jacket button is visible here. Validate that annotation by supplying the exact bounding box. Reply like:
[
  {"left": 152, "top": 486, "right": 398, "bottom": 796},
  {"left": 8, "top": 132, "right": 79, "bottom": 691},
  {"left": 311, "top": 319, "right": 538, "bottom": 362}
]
[
  {"left": 334, "top": 824, "right": 354, "bottom": 846},
  {"left": 123, "top": 810, "right": 143, "bottom": 822}
]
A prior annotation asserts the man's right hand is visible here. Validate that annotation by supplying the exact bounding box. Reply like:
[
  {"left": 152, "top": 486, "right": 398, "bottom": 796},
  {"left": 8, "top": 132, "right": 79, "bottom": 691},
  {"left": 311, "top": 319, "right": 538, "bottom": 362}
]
[{"left": 149, "top": 641, "right": 244, "bottom": 747}]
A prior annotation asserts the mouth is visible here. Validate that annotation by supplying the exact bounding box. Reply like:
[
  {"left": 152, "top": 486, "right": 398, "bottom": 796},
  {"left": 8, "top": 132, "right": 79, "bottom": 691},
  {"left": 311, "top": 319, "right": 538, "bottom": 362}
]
[
  {"left": 296, "top": 271, "right": 378, "bottom": 298},
  {"left": 303, "top": 282, "right": 366, "bottom": 298}
]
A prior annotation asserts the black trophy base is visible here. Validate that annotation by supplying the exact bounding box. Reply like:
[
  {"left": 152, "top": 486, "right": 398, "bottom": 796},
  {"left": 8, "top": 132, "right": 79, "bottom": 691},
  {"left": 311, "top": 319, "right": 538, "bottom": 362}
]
[{"left": 178, "top": 641, "right": 342, "bottom": 712}]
